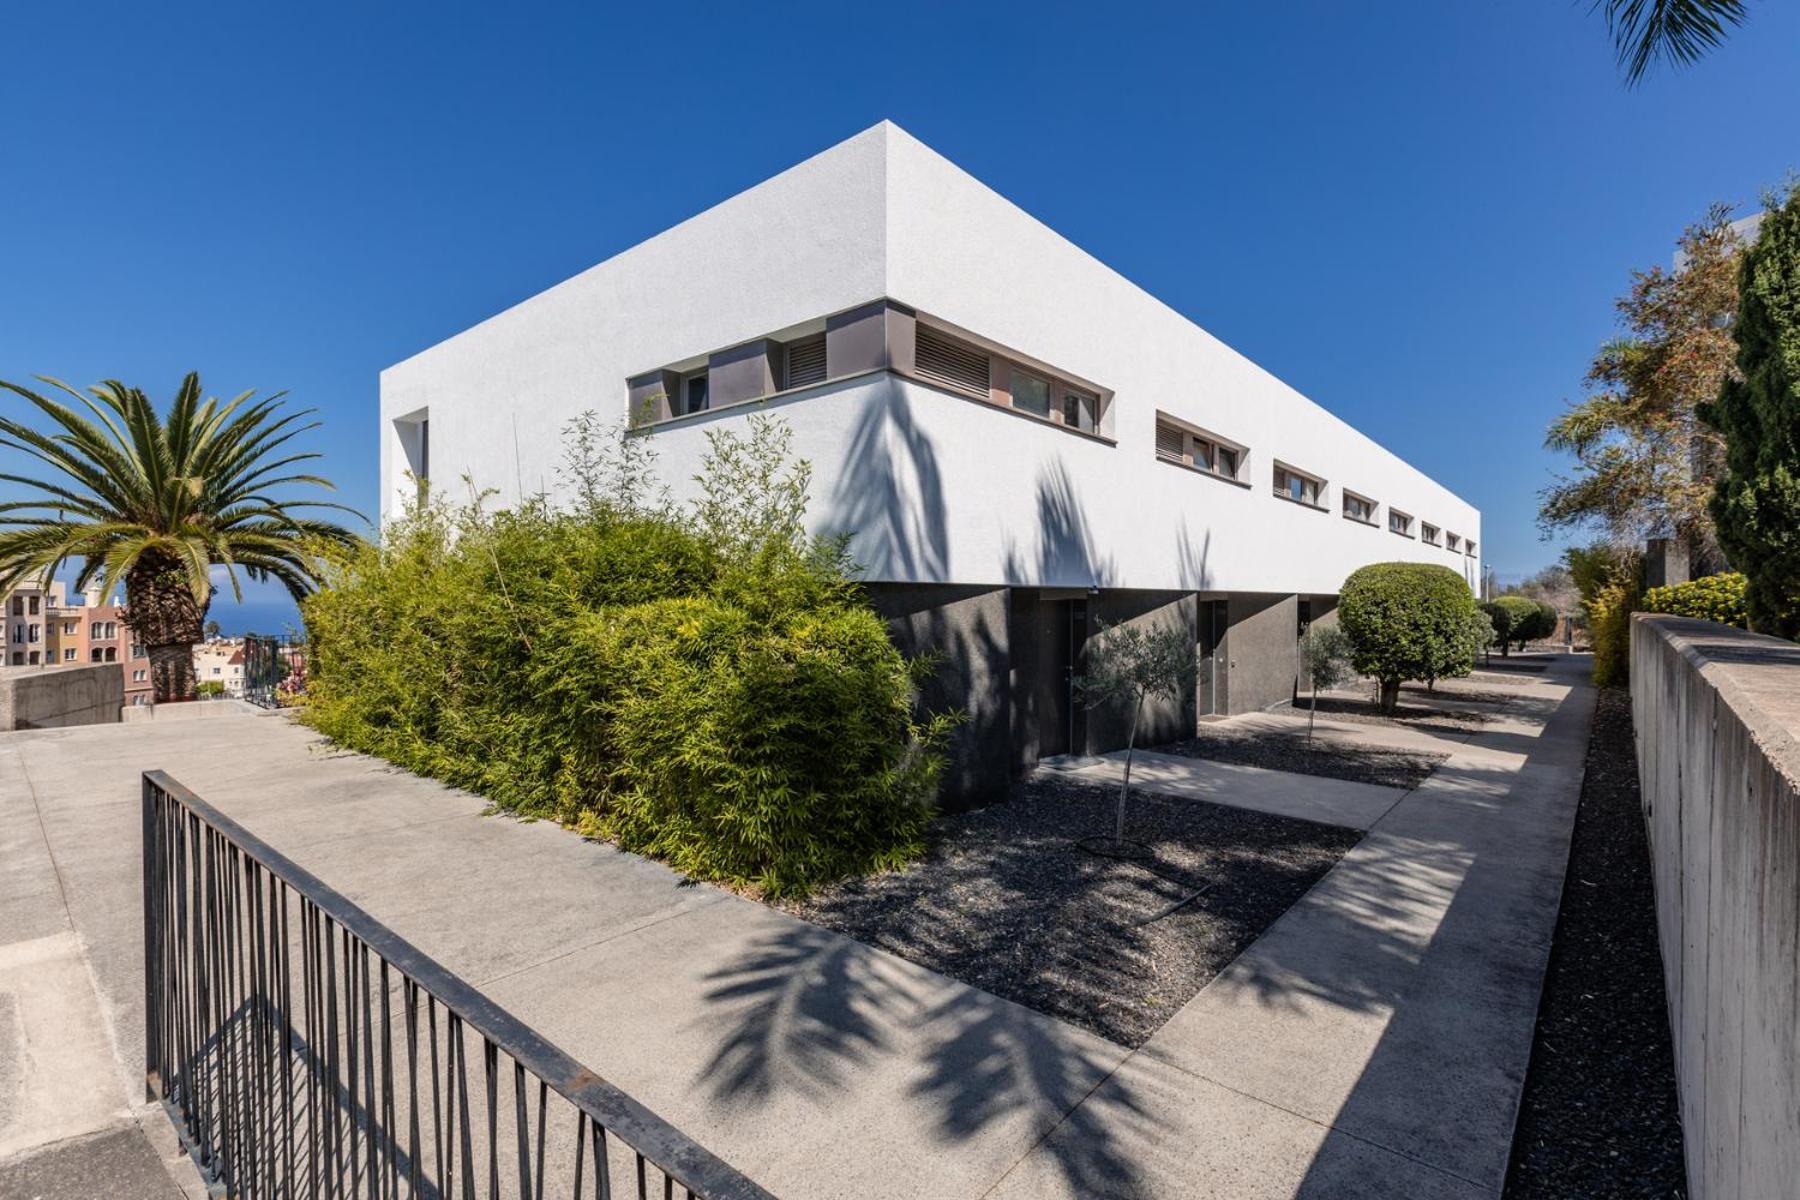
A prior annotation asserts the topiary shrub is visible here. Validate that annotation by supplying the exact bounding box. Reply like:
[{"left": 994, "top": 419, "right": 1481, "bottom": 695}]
[
  {"left": 1641, "top": 571, "right": 1749, "bottom": 628},
  {"left": 1339, "top": 562, "right": 1481, "bottom": 711},
  {"left": 1484, "top": 595, "right": 1541, "bottom": 654}
]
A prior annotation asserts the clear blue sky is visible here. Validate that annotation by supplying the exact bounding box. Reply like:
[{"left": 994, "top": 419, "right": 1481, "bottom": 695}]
[{"left": 3, "top": 1, "right": 1795, "bottom": 631}]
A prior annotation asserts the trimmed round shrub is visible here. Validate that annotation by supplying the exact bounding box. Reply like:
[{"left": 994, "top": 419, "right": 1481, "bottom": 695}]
[
  {"left": 1339, "top": 562, "right": 1481, "bottom": 710},
  {"left": 1486, "top": 595, "right": 1541, "bottom": 653},
  {"left": 1641, "top": 572, "right": 1749, "bottom": 629}
]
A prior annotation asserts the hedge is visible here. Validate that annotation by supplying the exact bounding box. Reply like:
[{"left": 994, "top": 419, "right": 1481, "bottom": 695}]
[
  {"left": 1641, "top": 572, "right": 1749, "bottom": 629},
  {"left": 300, "top": 417, "right": 951, "bottom": 897}
]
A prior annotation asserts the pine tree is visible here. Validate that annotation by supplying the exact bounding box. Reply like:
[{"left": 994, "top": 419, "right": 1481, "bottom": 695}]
[{"left": 1702, "top": 185, "right": 1800, "bottom": 638}]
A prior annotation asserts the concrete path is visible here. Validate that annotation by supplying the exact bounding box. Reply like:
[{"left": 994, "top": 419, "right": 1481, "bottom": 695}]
[
  {"left": 988, "top": 655, "right": 1596, "bottom": 1197},
  {"left": 0, "top": 733, "right": 208, "bottom": 1198},
  {"left": 1, "top": 654, "right": 1593, "bottom": 1198},
  {"left": 0, "top": 711, "right": 1126, "bottom": 1199},
  {"left": 1036, "top": 748, "right": 1412, "bottom": 831}
]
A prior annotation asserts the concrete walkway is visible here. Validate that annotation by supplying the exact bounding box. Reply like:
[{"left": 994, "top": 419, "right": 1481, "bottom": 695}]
[{"left": 0, "top": 654, "right": 1593, "bottom": 1198}]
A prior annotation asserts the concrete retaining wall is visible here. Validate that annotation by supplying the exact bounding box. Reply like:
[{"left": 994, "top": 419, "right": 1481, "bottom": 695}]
[
  {"left": 0, "top": 664, "right": 124, "bottom": 731},
  {"left": 1631, "top": 615, "right": 1800, "bottom": 1200}
]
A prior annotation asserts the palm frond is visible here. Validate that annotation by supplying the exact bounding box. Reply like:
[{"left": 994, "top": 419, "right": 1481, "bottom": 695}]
[{"left": 1598, "top": 0, "right": 1748, "bottom": 85}]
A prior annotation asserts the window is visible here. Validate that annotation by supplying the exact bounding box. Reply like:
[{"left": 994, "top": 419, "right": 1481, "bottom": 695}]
[
  {"left": 104, "top": 647, "right": 116, "bottom": 662},
  {"left": 1389, "top": 509, "right": 1414, "bottom": 536},
  {"left": 1466, "top": 540, "right": 1477, "bottom": 557},
  {"left": 9, "top": 597, "right": 20, "bottom": 616},
  {"left": 1061, "top": 386, "right": 1099, "bottom": 433},
  {"left": 1343, "top": 492, "right": 1376, "bottom": 524},
  {"left": 90, "top": 648, "right": 102, "bottom": 662},
  {"left": 680, "top": 372, "right": 709, "bottom": 416},
  {"left": 90, "top": 621, "right": 102, "bottom": 640},
  {"left": 131, "top": 644, "right": 144, "bottom": 659},
  {"left": 1155, "top": 417, "right": 1246, "bottom": 481},
  {"left": 63, "top": 648, "right": 76, "bottom": 661},
  {"left": 914, "top": 324, "right": 991, "bottom": 399},
  {"left": 8, "top": 652, "right": 19, "bottom": 665},
  {"left": 783, "top": 335, "right": 827, "bottom": 389},
  {"left": 134, "top": 669, "right": 147, "bottom": 681},
  {"left": 104, "top": 622, "right": 116, "bottom": 639},
  {"left": 26, "top": 624, "right": 39, "bottom": 643},
  {"left": 1274, "top": 464, "right": 1323, "bottom": 508},
  {"left": 27, "top": 596, "right": 38, "bottom": 615},
  {"left": 1009, "top": 368, "right": 1052, "bottom": 418},
  {"left": 27, "top": 651, "right": 39, "bottom": 665},
  {"left": 1446, "top": 532, "right": 1462, "bottom": 553},
  {"left": 62, "top": 621, "right": 76, "bottom": 636},
  {"left": 1421, "top": 523, "right": 1440, "bottom": 545}
]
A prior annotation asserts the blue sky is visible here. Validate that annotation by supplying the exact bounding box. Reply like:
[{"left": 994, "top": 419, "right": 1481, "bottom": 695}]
[{"left": 2, "top": 1, "right": 1795, "bottom": 631}]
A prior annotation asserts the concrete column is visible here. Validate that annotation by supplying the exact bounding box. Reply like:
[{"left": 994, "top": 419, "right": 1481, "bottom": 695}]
[
  {"left": 1645, "top": 538, "right": 1691, "bottom": 589},
  {"left": 864, "top": 583, "right": 1012, "bottom": 809}
]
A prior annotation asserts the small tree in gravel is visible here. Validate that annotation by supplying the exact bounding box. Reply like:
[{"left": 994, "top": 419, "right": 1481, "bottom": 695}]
[
  {"left": 1075, "top": 619, "right": 1197, "bottom": 845},
  {"left": 1300, "top": 622, "right": 1353, "bottom": 745}
]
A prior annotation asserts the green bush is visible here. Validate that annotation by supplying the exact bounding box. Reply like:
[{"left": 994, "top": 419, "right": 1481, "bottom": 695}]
[
  {"left": 301, "top": 415, "right": 951, "bottom": 898},
  {"left": 1641, "top": 572, "right": 1749, "bottom": 628},
  {"left": 1339, "top": 562, "right": 1481, "bottom": 711},
  {"left": 1483, "top": 595, "right": 1547, "bottom": 653},
  {"left": 196, "top": 680, "right": 225, "bottom": 697},
  {"left": 1589, "top": 578, "right": 1641, "bottom": 687}
]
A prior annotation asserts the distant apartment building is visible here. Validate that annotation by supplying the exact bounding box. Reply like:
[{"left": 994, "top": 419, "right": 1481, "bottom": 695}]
[
  {"left": 5, "top": 576, "right": 65, "bottom": 668},
  {"left": 382, "top": 123, "right": 1482, "bottom": 803},
  {"left": 192, "top": 640, "right": 247, "bottom": 698}
]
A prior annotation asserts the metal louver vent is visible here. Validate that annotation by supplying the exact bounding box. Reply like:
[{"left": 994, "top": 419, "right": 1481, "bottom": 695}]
[
  {"left": 914, "top": 325, "right": 990, "bottom": 398},
  {"left": 785, "top": 336, "right": 827, "bottom": 389},
  {"left": 1156, "top": 422, "right": 1185, "bottom": 461}
]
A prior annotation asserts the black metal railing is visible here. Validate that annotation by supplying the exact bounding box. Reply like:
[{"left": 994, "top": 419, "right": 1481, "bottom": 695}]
[
  {"left": 242, "top": 633, "right": 287, "bottom": 708},
  {"left": 142, "top": 770, "right": 775, "bottom": 1199}
]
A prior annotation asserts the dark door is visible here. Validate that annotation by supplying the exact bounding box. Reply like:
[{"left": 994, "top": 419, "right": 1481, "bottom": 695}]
[
  {"left": 1198, "top": 600, "right": 1227, "bottom": 716},
  {"left": 1065, "top": 600, "right": 1089, "bottom": 755}
]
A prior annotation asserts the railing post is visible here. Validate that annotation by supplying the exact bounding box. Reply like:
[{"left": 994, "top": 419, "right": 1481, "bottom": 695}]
[{"left": 141, "top": 773, "right": 160, "bottom": 1103}]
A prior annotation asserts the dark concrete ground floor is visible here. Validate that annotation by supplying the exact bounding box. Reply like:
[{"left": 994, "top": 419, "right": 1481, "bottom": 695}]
[{"left": 865, "top": 582, "right": 1339, "bottom": 807}]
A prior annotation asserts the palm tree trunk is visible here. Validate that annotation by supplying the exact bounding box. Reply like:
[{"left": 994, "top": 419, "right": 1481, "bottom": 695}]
[
  {"left": 125, "top": 552, "right": 206, "bottom": 703},
  {"left": 147, "top": 643, "right": 198, "bottom": 703}
]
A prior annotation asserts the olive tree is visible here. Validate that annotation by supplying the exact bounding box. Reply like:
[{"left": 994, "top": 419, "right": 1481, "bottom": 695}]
[
  {"left": 1338, "top": 563, "right": 1481, "bottom": 712},
  {"left": 1075, "top": 618, "right": 1197, "bottom": 845},
  {"left": 1299, "top": 622, "right": 1353, "bottom": 744}
]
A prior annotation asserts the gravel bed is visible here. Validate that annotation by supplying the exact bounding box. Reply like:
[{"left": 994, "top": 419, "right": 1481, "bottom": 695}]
[
  {"left": 1505, "top": 687, "right": 1687, "bottom": 1197},
  {"left": 1301, "top": 695, "right": 1496, "bottom": 737},
  {"left": 1157, "top": 725, "right": 1446, "bottom": 790},
  {"left": 782, "top": 778, "right": 1360, "bottom": 1048},
  {"left": 1397, "top": 682, "right": 1517, "bottom": 705},
  {"left": 1480, "top": 659, "right": 1549, "bottom": 674}
]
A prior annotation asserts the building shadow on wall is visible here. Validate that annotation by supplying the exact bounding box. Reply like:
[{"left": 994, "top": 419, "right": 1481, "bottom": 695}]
[{"left": 826, "top": 389, "right": 949, "bottom": 581}]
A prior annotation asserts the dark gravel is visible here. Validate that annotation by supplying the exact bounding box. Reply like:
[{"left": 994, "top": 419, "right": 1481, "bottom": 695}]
[
  {"left": 782, "top": 778, "right": 1360, "bottom": 1048},
  {"left": 1302, "top": 694, "right": 1497, "bottom": 737},
  {"left": 1157, "top": 725, "right": 1447, "bottom": 790},
  {"left": 1505, "top": 687, "right": 1687, "bottom": 1198}
]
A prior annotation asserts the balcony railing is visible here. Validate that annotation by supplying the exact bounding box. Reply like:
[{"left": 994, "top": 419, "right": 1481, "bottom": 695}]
[{"left": 142, "top": 769, "right": 775, "bottom": 1199}]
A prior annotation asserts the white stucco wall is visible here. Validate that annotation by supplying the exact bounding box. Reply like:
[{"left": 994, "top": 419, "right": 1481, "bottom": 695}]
[{"left": 381, "top": 122, "right": 1480, "bottom": 597}]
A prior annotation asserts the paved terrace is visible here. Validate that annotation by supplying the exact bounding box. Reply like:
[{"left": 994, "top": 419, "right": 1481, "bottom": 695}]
[{"left": 0, "top": 655, "right": 1592, "bottom": 1197}]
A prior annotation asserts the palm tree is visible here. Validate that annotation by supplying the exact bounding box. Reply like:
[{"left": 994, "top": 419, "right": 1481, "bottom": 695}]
[
  {"left": 1597, "top": 0, "right": 1748, "bottom": 85},
  {"left": 0, "top": 373, "right": 360, "bottom": 702}
]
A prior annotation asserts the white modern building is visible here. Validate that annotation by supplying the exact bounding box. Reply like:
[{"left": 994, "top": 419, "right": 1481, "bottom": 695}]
[{"left": 382, "top": 122, "right": 1480, "bottom": 802}]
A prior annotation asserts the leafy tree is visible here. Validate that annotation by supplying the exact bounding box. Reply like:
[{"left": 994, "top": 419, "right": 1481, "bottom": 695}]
[
  {"left": 1339, "top": 563, "right": 1480, "bottom": 712},
  {"left": 1563, "top": 541, "right": 1641, "bottom": 607},
  {"left": 1074, "top": 619, "right": 1197, "bottom": 844},
  {"left": 1701, "top": 183, "right": 1800, "bottom": 637},
  {"left": 204, "top": 619, "right": 222, "bottom": 640},
  {"left": 1482, "top": 598, "right": 1527, "bottom": 655},
  {"left": 0, "top": 373, "right": 358, "bottom": 701},
  {"left": 1299, "top": 622, "right": 1353, "bottom": 744},
  {"left": 1541, "top": 207, "right": 1745, "bottom": 572},
  {"left": 1595, "top": 0, "right": 1749, "bottom": 85}
]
